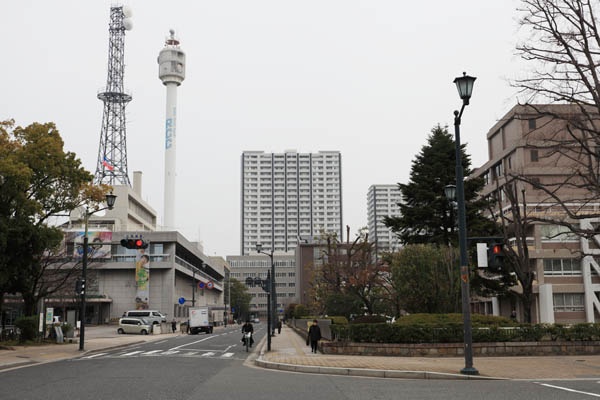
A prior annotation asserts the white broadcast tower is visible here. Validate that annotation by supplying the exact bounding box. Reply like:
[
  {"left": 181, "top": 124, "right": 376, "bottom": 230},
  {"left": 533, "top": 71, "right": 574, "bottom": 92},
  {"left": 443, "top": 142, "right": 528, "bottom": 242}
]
[{"left": 158, "top": 29, "right": 185, "bottom": 229}]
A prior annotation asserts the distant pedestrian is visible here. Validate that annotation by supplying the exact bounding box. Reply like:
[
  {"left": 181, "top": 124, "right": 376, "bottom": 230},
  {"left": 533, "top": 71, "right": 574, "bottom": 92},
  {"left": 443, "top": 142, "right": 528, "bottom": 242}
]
[
  {"left": 510, "top": 310, "right": 517, "bottom": 321},
  {"left": 307, "top": 319, "right": 321, "bottom": 354},
  {"left": 277, "top": 320, "right": 282, "bottom": 334},
  {"left": 171, "top": 319, "right": 176, "bottom": 333}
]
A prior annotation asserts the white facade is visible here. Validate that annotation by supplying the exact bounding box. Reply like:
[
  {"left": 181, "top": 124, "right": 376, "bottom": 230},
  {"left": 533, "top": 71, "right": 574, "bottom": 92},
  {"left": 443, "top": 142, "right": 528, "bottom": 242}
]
[
  {"left": 367, "top": 185, "right": 402, "bottom": 254},
  {"left": 241, "top": 150, "right": 343, "bottom": 255}
]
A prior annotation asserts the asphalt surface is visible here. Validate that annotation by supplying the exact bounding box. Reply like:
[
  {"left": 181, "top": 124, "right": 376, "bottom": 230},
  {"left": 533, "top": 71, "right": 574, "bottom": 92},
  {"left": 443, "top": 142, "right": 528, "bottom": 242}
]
[{"left": 2, "top": 323, "right": 600, "bottom": 399}]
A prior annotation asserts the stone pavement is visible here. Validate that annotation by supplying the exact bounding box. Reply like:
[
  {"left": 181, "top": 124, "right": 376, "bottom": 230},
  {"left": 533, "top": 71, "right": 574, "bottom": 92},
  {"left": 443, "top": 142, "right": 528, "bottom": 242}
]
[
  {"left": 258, "top": 325, "right": 600, "bottom": 380},
  {"left": 0, "top": 326, "right": 184, "bottom": 372}
]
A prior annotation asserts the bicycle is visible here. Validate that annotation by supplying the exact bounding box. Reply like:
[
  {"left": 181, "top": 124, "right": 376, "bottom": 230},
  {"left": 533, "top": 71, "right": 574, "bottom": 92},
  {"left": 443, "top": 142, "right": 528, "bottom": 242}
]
[{"left": 243, "top": 332, "right": 251, "bottom": 352}]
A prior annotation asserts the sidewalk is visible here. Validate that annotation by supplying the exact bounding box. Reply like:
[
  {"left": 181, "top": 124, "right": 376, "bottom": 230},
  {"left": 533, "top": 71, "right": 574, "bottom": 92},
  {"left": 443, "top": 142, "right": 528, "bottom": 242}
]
[
  {"left": 0, "top": 327, "right": 183, "bottom": 372},
  {"left": 256, "top": 325, "right": 600, "bottom": 380}
]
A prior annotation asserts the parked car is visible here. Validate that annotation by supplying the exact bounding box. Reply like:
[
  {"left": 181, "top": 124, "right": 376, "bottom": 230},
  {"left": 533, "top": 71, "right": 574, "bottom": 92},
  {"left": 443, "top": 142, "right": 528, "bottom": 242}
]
[
  {"left": 122, "top": 310, "right": 166, "bottom": 325},
  {"left": 253, "top": 318, "right": 260, "bottom": 324},
  {"left": 118, "top": 318, "right": 152, "bottom": 335}
]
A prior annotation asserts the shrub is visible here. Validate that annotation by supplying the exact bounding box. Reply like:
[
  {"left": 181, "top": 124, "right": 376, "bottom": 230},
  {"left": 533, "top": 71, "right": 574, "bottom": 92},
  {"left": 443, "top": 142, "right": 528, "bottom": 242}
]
[
  {"left": 284, "top": 303, "right": 298, "bottom": 320},
  {"left": 61, "top": 323, "right": 72, "bottom": 336},
  {"left": 350, "top": 315, "right": 388, "bottom": 324},
  {"left": 294, "top": 304, "right": 309, "bottom": 318},
  {"left": 15, "top": 316, "right": 38, "bottom": 342},
  {"left": 298, "top": 316, "right": 349, "bottom": 325},
  {"left": 395, "top": 313, "right": 516, "bottom": 327},
  {"left": 330, "top": 322, "right": 600, "bottom": 344}
]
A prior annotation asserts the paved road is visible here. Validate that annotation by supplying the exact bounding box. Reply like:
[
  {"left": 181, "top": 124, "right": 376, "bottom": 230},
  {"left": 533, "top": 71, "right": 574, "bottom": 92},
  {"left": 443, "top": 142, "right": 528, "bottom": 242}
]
[{"left": 2, "top": 323, "right": 600, "bottom": 399}]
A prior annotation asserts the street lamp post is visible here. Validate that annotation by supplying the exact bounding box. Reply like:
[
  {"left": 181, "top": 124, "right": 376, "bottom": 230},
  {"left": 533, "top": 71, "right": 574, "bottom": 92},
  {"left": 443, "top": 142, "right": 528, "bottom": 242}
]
[
  {"left": 246, "top": 274, "right": 271, "bottom": 351},
  {"left": 256, "top": 243, "right": 277, "bottom": 336},
  {"left": 451, "top": 72, "right": 478, "bottom": 375},
  {"left": 79, "top": 192, "right": 117, "bottom": 351}
]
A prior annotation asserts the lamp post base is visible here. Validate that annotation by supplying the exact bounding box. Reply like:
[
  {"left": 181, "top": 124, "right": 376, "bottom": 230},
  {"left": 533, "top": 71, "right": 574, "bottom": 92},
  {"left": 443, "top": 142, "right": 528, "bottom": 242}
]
[{"left": 460, "top": 367, "right": 479, "bottom": 375}]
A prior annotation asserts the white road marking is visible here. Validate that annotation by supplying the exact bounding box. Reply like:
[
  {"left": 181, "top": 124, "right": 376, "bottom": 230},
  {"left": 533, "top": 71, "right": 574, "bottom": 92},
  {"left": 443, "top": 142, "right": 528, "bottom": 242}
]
[
  {"left": 155, "top": 340, "right": 168, "bottom": 345},
  {"left": 120, "top": 351, "right": 143, "bottom": 356},
  {"left": 141, "top": 350, "right": 163, "bottom": 355},
  {"left": 221, "top": 353, "right": 234, "bottom": 358},
  {"left": 169, "top": 335, "right": 218, "bottom": 351},
  {"left": 161, "top": 351, "right": 179, "bottom": 355},
  {"left": 223, "top": 345, "right": 234, "bottom": 352},
  {"left": 84, "top": 353, "right": 107, "bottom": 359},
  {"left": 201, "top": 352, "right": 215, "bottom": 357},
  {"left": 538, "top": 383, "right": 600, "bottom": 398},
  {"left": 183, "top": 352, "right": 198, "bottom": 356}
]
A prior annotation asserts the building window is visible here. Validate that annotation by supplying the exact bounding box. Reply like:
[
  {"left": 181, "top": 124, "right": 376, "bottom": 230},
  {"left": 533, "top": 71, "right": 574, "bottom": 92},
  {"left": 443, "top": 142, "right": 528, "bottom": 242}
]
[
  {"left": 531, "top": 149, "right": 538, "bottom": 162},
  {"left": 530, "top": 177, "right": 540, "bottom": 190},
  {"left": 528, "top": 118, "right": 537, "bottom": 131},
  {"left": 543, "top": 259, "right": 581, "bottom": 276},
  {"left": 553, "top": 293, "right": 584, "bottom": 312},
  {"left": 540, "top": 225, "right": 578, "bottom": 242}
]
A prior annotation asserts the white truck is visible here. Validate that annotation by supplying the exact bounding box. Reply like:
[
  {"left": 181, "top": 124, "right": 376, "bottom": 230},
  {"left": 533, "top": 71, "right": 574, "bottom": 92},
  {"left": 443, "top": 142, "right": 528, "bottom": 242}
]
[{"left": 188, "top": 306, "right": 214, "bottom": 334}]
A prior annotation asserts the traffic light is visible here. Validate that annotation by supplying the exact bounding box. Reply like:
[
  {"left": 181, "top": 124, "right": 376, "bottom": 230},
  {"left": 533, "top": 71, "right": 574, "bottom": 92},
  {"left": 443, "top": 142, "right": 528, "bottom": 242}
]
[
  {"left": 120, "top": 238, "right": 149, "bottom": 249},
  {"left": 488, "top": 242, "right": 504, "bottom": 268},
  {"left": 75, "top": 279, "right": 86, "bottom": 295}
]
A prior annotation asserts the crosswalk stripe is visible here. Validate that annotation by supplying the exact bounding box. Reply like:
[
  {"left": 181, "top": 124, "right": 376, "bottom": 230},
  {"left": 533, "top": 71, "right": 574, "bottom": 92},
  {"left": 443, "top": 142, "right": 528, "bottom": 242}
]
[
  {"left": 141, "top": 350, "right": 162, "bottom": 355},
  {"left": 221, "top": 353, "right": 234, "bottom": 358},
  {"left": 162, "top": 351, "right": 179, "bottom": 355},
  {"left": 121, "top": 351, "right": 143, "bottom": 356},
  {"left": 85, "top": 353, "right": 107, "bottom": 359},
  {"left": 183, "top": 352, "right": 198, "bottom": 356},
  {"left": 201, "top": 352, "right": 215, "bottom": 357}
]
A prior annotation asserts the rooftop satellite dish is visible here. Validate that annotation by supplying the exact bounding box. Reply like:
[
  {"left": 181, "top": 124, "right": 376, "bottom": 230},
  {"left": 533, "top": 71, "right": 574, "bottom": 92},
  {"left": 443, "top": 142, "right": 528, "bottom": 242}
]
[
  {"left": 122, "top": 6, "right": 133, "bottom": 18},
  {"left": 123, "top": 18, "right": 133, "bottom": 31}
]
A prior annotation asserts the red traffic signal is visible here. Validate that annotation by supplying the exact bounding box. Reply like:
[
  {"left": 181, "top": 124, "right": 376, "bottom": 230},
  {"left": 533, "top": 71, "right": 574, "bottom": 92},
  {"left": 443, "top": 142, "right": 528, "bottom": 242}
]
[
  {"left": 120, "top": 238, "right": 149, "bottom": 249},
  {"left": 488, "top": 242, "right": 504, "bottom": 268},
  {"left": 492, "top": 244, "right": 501, "bottom": 255}
]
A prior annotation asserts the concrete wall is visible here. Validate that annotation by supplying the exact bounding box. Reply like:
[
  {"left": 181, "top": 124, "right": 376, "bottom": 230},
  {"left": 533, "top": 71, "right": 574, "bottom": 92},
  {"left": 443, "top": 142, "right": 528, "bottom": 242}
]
[{"left": 321, "top": 341, "right": 600, "bottom": 357}]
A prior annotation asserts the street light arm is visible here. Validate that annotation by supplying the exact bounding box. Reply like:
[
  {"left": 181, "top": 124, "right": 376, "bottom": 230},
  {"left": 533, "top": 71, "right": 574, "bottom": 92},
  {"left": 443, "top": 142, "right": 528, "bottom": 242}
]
[{"left": 455, "top": 103, "right": 467, "bottom": 124}]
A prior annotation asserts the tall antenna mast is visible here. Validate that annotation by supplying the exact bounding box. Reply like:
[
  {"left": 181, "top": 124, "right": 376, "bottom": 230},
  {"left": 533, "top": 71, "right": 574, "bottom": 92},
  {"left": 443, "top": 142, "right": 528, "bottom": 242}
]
[{"left": 94, "top": 5, "right": 134, "bottom": 186}]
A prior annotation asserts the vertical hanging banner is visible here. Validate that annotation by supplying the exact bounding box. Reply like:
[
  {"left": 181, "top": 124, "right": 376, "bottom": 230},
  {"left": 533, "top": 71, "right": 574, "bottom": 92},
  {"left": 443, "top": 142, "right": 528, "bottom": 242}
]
[{"left": 135, "top": 250, "right": 150, "bottom": 310}]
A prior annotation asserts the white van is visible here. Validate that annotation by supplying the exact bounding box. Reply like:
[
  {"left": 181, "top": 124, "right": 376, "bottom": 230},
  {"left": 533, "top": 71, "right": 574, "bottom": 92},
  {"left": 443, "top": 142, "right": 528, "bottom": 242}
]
[{"left": 123, "top": 310, "right": 166, "bottom": 325}]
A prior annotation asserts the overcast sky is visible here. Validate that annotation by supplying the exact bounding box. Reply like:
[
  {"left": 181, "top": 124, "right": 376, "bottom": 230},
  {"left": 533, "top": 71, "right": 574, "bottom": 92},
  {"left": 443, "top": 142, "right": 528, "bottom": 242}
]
[{"left": 1, "top": 0, "right": 524, "bottom": 256}]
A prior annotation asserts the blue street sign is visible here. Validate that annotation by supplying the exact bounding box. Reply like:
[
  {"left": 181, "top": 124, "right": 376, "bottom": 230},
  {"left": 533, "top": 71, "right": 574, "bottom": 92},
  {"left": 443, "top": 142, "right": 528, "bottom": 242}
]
[
  {"left": 231, "top": 308, "right": 235, "bottom": 313},
  {"left": 178, "top": 297, "right": 185, "bottom": 305}
]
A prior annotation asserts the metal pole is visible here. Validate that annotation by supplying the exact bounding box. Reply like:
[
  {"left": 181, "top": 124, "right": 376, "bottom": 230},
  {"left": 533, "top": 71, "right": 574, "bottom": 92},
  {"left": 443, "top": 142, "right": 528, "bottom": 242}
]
[
  {"left": 192, "top": 269, "right": 196, "bottom": 307},
  {"left": 267, "top": 271, "right": 272, "bottom": 351},
  {"left": 270, "top": 252, "right": 276, "bottom": 336},
  {"left": 454, "top": 108, "right": 478, "bottom": 375},
  {"left": 79, "top": 210, "right": 89, "bottom": 351}
]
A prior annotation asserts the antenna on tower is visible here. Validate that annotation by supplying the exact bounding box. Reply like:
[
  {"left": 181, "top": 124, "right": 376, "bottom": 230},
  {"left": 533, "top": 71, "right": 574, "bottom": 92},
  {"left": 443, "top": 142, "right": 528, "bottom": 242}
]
[{"left": 94, "top": 5, "right": 134, "bottom": 186}]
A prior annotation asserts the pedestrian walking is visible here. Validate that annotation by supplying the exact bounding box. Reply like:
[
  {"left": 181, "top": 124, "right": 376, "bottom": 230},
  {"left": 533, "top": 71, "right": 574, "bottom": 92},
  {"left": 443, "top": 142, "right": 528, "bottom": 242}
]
[
  {"left": 171, "top": 319, "right": 176, "bottom": 333},
  {"left": 277, "top": 319, "right": 282, "bottom": 334},
  {"left": 307, "top": 319, "right": 321, "bottom": 354}
]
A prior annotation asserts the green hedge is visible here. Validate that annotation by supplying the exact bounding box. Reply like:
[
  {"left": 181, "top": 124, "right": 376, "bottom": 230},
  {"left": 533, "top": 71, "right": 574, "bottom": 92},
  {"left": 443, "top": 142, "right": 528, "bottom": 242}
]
[
  {"left": 299, "top": 316, "right": 349, "bottom": 325},
  {"left": 350, "top": 315, "right": 388, "bottom": 324},
  {"left": 330, "top": 323, "right": 600, "bottom": 343},
  {"left": 15, "top": 316, "right": 38, "bottom": 342},
  {"left": 395, "top": 313, "right": 516, "bottom": 327}
]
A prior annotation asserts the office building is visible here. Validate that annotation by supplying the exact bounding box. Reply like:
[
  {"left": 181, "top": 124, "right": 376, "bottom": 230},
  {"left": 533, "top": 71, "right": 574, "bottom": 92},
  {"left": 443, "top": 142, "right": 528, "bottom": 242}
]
[
  {"left": 241, "top": 150, "right": 343, "bottom": 255},
  {"left": 367, "top": 184, "right": 402, "bottom": 255},
  {"left": 471, "top": 104, "right": 600, "bottom": 324},
  {"left": 227, "top": 255, "right": 299, "bottom": 318}
]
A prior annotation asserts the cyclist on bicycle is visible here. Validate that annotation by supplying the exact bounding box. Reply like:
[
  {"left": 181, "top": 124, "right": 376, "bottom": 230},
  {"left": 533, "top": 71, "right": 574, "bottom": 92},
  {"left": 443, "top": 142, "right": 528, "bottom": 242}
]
[{"left": 241, "top": 320, "right": 254, "bottom": 348}]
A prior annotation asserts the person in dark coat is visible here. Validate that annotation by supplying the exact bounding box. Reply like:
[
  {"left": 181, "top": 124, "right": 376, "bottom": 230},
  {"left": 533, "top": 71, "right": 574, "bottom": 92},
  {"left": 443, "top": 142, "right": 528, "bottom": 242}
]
[
  {"left": 241, "top": 320, "right": 254, "bottom": 347},
  {"left": 171, "top": 319, "right": 177, "bottom": 333},
  {"left": 277, "top": 320, "right": 282, "bottom": 334},
  {"left": 307, "top": 319, "right": 321, "bottom": 353}
]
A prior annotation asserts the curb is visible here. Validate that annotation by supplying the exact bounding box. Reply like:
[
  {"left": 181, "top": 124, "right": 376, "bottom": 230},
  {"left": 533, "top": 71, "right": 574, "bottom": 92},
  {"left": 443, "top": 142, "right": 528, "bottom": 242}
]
[{"left": 253, "top": 358, "right": 504, "bottom": 380}]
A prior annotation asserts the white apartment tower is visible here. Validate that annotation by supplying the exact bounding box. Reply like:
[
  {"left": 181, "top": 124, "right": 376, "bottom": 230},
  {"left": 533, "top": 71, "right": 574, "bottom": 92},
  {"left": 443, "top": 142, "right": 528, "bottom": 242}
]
[
  {"left": 241, "top": 150, "right": 343, "bottom": 255},
  {"left": 367, "top": 184, "right": 402, "bottom": 254}
]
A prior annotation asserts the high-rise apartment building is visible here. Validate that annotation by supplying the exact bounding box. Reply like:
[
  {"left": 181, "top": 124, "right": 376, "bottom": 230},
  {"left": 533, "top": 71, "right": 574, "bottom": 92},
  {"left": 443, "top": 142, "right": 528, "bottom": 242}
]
[
  {"left": 241, "top": 150, "right": 343, "bottom": 255},
  {"left": 367, "top": 184, "right": 402, "bottom": 254}
]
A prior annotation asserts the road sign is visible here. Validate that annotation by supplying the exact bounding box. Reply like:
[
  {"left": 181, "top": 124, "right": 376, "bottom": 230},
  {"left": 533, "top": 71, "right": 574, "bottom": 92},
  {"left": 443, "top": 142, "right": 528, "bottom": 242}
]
[
  {"left": 198, "top": 281, "right": 205, "bottom": 289},
  {"left": 206, "top": 281, "right": 214, "bottom": 290},
  {"left": 231, "top": 308, "right": 235, "bottom": 313},
  {"left": 178, "top": 297, "right": 185, "bottom": 305}
]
